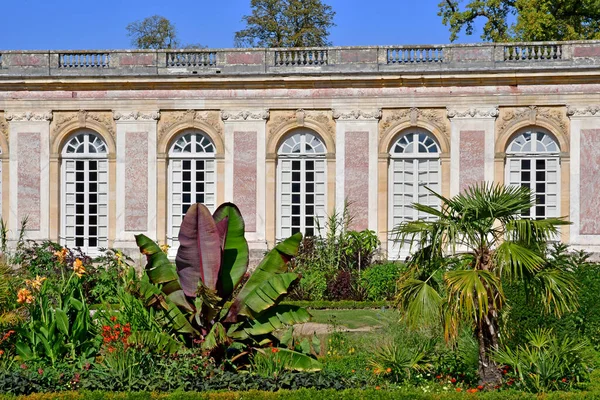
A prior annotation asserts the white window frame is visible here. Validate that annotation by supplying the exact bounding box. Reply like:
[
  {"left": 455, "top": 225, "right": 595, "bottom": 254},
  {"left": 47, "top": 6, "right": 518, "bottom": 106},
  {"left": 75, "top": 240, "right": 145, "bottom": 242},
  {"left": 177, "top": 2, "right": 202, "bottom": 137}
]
[
  {"left": 388, "top": 129, "right": 441, "bottom": 259},
  {"left": 60, "top": 131, "right": 109, "bottom": 255},
  {"left": 167, "top": 130, "right": 216, "bottom": 257},
  {"left": 276, "top": 129, "right": 327, "bottom": 241},
  {"left": 505, "top": 130, "right": 561, "bottom": 221}
]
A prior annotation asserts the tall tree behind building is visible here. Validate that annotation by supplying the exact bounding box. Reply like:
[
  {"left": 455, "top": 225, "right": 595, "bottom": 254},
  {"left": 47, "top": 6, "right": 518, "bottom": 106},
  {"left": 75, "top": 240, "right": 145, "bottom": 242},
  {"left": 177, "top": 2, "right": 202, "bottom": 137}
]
[
  {"left": 126, "top": 15, "right": 180, "bottom": 49},
  {"left": 235, "top": 0, "right": 336, "bottom": 47},
  {"left": 439, "top": 0, "right": 600, "bottom": 42}
]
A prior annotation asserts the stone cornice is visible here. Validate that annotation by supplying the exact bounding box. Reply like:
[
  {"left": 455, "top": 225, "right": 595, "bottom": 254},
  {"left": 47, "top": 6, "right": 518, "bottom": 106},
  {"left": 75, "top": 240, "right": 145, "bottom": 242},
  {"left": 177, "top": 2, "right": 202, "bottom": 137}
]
[
  {"left": 447, "top": 106, "right": 499, "bottom": 119},
  {"left": 332, "top": 109, "right": 382, "bottom": 121},
  {"left": 5, "top": 111, "right": 52, "bottom": 122},
  {"left": 567, "top": 105, "right": 600, "bottom": 117},
  {"left": 221, "top": 110, "right": 269, "bottom": 121},
  {"left": 113, "top": 110, "right": 160, "bottom": 121}
]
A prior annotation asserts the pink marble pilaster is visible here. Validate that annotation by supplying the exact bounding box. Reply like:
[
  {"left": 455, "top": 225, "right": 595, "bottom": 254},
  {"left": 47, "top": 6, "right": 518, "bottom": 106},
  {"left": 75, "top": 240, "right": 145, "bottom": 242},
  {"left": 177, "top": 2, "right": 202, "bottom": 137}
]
[
  {"left": 580, "top": 129, "right": 600, "bottom": 235},
  {"left": 233, "top": 131, "right": 257, "bottom": 232},
  {"left": 459, "top": 130, "right": 485, "bottom": 193},
  {"left": 18, "top": 132, "right": 41, "bottom": 229},
  {"left": 345, "top": 131, "right": 369, "bottom": 231},
  {"left": 125, "top": 131, "right": 148, "bottom": 231}
]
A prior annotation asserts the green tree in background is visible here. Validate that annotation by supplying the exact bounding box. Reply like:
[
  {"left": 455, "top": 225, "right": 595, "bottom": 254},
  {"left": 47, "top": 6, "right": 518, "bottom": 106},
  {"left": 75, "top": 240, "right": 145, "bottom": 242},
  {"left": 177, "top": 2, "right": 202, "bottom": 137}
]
[
  {"left": 235, "top": 0, "right": 336, "bottom": 47},
  {"left": 126, "top": 15, "right": 180, "bottom": 49},
  {"left": 439, "top": 0, "right": 600, "bottom": 42}
]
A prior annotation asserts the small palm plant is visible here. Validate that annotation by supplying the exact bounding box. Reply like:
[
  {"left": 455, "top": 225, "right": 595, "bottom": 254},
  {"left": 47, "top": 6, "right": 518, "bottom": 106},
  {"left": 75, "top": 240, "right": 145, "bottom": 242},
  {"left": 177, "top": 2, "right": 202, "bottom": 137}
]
[{"left": 392, "top": 183, "right": 578, "bottom": 386}]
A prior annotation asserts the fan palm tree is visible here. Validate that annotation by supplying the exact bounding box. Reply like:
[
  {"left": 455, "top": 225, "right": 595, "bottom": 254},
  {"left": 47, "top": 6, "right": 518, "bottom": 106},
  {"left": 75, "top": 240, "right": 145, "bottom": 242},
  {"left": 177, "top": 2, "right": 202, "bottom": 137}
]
[{"left": 392, "top": 183, "right": 578, "bottom": 386}]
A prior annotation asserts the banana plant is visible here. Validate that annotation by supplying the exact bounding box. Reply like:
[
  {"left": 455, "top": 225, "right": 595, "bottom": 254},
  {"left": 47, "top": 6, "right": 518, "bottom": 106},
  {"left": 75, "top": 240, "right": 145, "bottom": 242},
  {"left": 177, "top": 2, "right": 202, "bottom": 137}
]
[{"left": 135, "top": 202, "right": 320, "bottom": 371}]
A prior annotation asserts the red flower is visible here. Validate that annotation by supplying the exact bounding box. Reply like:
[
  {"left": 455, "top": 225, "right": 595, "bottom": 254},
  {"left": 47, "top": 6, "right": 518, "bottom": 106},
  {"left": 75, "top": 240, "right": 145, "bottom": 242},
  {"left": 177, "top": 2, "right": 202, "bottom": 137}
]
[
  {"left": 110, "top": 316, "right": 117, "bottom": 322},
  {"left": 562, "top": 378, "right": 568, "bottom": 383},
  {"left": 456, "top": 388, "right": 462, "bottom": 392},
  {"left": 477, "top": 385, "right": 484, "bottom": 390},
  {"left": 38, "top": 368, "right": 44, "bottom": 375},
  {"left": 271, "top": 347, "right": 280, "bottom": 353},
  {"left": 451, "top": 378, "right": 457, "bottom": 383}
]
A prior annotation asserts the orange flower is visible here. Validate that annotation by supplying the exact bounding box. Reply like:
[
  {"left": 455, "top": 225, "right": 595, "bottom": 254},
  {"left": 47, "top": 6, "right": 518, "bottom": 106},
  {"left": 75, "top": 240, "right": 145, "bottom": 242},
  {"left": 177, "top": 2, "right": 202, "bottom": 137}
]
[
  {"left": 110, "top": 316, "right": 117, "bottom": 322},
  {"left": 271, "top": 347, "right": 280, "bottom": 353},
  {"left": 73, "top": 258, "right": 85, "bottom": 278},
  {"left": 375, "top": 386, "right": 381, "bottom": 390},
  {"left": 160, "top": 244, "right": 170, "bottom": 254},
  {"left": 54, "top": 248, "right": 68, "bottom": 264},
  {"left": 25, "top": 276, "right": 46, "bottom": 292},
  {"left": 477, "top": 385, "right": 484, "bottom": 390},
  {"left": 17, "top": 288, "right": 34, "bottom": 304},
  {"left": 456, "top": 388, "right": 462, "bottom": 392},
  {"left": 386, "top": 368, "right": 392, "bottom": 373},
  {"left": 0, "top": 349, "right": 4, "bottom": 356}
]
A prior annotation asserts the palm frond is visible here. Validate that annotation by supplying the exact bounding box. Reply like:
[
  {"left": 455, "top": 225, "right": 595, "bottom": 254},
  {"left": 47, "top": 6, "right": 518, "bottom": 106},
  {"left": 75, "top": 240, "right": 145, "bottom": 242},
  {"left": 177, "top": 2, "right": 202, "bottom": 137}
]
[
  {"left": 445, "top": 269, "right": 504, "bottom": 322},
  {"left": 396, "top": 278, "right": 443, "bottom": 328},
  {"left": 531, "top": 268, "right": 579, "bottom": 317},
  {"left": 495, "top": 241, "right": 544, "bottom": 281}
]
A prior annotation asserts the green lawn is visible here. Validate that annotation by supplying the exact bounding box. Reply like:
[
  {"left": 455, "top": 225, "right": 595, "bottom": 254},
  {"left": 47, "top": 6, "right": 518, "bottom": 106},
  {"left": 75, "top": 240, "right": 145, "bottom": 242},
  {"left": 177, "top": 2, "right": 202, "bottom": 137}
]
[{"left": 309, "top": 308, "right": 398, "bottom": 330}]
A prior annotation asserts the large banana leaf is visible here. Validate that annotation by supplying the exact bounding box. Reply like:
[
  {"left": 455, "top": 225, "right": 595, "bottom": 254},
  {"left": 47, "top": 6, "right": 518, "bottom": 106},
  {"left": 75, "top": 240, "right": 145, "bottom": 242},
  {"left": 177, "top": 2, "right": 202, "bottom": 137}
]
[
  {"left": 227, "top": 233, "right": 302, "bottom": 321},
  {"left": 244, "top": 272, "right": 301, "bottom": 315},
  {"left": 213, "top": 203, "right": 249, "bottom": 299},
  {"left": 135, "top": 236, "right": 192, "bottom": 311},
  {"left": 265, "top": 348, "right": 322, "bottom": 372},
  {"left": 176, "top": 204, "right": 223, "bottom": 296},
  {"left": 232, "top": 305, "right": 311, "bottom": 338},
  {"left": 128, "top": 331, "right": 183, "bottom": 354}
]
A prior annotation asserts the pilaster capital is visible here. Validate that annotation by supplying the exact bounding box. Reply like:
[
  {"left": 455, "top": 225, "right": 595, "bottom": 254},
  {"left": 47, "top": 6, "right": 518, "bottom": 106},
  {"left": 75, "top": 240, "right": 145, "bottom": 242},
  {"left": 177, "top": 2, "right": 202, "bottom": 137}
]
[
  {"left": 446, "top": 106, "right": 499, "bottom": 119},
  {"left": 5, "top": 110, "right": 53, "bottom": 122},
  {"left": 332, "top": 108, "right": 382, "bottom": 121},
  {"left": 566, "top": 105, "right": 600, "bottom": 118},
  {"left": 112, "top": 110, "right": 160, "bottom": 121},
  {"left": 220, "top": 109, "right": 269, "bottom": 122}
]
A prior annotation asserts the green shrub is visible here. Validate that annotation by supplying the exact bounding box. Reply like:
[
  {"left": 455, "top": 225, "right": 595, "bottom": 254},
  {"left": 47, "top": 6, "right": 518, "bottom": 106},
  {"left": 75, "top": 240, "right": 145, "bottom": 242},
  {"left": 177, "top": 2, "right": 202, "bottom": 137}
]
[{"left": 360, "top": 262, "right": 404, "bottom": 301}]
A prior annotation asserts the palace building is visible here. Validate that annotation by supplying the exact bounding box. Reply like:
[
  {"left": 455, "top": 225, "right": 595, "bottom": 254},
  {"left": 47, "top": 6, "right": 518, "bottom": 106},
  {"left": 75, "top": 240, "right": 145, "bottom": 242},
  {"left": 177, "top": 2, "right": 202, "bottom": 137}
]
[{"left": 1, "top": 41, "right": 600, "bottom": 259}]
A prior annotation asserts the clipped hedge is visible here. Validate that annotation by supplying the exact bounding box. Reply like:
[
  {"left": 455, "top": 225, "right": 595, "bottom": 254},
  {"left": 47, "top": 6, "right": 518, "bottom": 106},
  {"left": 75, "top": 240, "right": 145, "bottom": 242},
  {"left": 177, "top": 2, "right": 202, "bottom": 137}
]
[
  {"left": 281, "top": 300, "right": 391, "bottom": 309},
  {"left": 1, "top": 389, "right": 600, "bottom": 400}
]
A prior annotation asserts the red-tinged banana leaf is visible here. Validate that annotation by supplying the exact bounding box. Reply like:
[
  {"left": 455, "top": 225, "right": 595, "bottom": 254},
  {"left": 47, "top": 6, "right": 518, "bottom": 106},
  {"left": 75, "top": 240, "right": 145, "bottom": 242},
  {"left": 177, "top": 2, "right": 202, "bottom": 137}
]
[
  {"left": 226, "top": 233, "right": 302, "bottom": 321},
  {"left": 231, "top": 305, "right": 311, "bottom": 338},
  {"left": 259, "top": 348, "right": 322, "bottom": 372},
  {"left": 176, "top": 203, "right": 223, "bottom": 296},
  {"left": 202, "top": 322, "right": 228, "bottom": 351},
  {"left": 213, "top": 203, "right": 249, "bottom": 299},
  {"left": 244, "top": 273, "right": 301, "bottom": 315}
]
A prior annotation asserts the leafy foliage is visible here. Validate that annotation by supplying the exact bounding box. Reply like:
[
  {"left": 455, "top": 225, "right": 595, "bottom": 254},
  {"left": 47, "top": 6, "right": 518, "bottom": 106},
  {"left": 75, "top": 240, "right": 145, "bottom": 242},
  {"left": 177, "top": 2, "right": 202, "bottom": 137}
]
[
  {"left": 438, "top": 0, "right": 600, "bottom": 42},
  {"left": 235, "top": 0, "right": 336, "bottom": 47},
  {"left": 126, "top": 15, "right": 179, "bottom": 49}
]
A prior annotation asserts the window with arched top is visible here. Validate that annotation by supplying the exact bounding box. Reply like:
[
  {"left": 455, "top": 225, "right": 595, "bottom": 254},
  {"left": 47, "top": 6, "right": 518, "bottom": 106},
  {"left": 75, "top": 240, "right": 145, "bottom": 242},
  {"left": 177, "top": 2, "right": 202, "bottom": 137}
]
[
  {"left": 61, "top": 131, "right": 109, "bottom": 253},
  {"left": 506, "top": 130, "right": 560, "bottom": 220},
  {"left": 168, "top": 131, "right": 216, "bottom": 254},
  {"left": 277, "top": 130, "right": 327, "bottom": 239},
  {"left": 388, "top": 130, "right": 441, "bottom": 257}
]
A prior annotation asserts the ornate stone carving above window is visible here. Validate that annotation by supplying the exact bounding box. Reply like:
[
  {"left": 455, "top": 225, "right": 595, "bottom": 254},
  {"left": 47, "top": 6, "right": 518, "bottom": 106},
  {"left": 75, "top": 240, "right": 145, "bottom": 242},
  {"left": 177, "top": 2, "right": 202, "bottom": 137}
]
[
  {"left": 0, "top": 114, "right": 8, "bottom": 145},
  {"left": 220, "top": 110, "right": 269, "bottom": 121},
  {"left": 5, "top": 111, "right": 52, "bottom": 122},
  {"left": 380, "top": 108, "right": 448, "bottom": 138},
  {"left": 52, "top": 111, "right": 115, "bottom": 143},
  {"left": 269, "top": 109, "right": 335, "bottom": 138},
  {"left": 497, "top": 106, "right": 568, "bottom": 137},
  {"left": 158, "top": 110, "right": 223, "bottom": 145}
]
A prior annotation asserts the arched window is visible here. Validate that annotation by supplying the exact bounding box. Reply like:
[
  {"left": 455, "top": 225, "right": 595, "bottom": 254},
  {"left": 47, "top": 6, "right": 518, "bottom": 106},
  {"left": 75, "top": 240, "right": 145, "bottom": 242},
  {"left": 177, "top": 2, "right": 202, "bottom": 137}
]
[
  {"left": 277, "top": 129, "right": 327, "bottom": 239},
  {"left": 61, "top": 131, "right": 109, "bottom": 254},
  {"left": 168, "top": 131, "right": 216, "bottom": 253},
  {"left": 388, "top": 130, "right": 441, "bottom": 256},
  {"left": 506, "top": 130, "right": 560, "bottom": 219}
]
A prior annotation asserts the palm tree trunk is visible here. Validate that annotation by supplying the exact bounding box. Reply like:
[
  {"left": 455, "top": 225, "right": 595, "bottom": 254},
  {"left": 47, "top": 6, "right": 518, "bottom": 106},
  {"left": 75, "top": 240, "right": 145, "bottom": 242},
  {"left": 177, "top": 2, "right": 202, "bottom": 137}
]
[{"left": 476, "top": 311, "right": 503, "bottom": 387}]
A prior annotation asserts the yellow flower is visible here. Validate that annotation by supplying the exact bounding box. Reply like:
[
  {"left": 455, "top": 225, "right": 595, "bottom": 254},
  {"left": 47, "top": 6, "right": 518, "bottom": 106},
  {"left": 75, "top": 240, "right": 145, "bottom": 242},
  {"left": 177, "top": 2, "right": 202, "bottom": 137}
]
[
  {"left": 73, "top": 258, "right": 85, "bottom": 278},
  {"left": 17, "top": 288, "right": 34, "bottom": 304},
  {"left": 54, "top": 248, "right": 68, "bottom": 264},
  {"left": 25, "top": 275, "right": 46, "bottom": 292},
  {"left": 160, "top": 244, "right": 170, "bottom": 254}
]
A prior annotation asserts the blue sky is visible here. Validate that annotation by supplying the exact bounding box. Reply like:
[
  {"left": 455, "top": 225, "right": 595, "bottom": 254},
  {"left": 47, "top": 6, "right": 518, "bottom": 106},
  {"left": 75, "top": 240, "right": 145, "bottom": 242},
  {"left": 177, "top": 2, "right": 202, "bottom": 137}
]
[{"left": 2, "top": 0, "right": 486, "bottom": 50}]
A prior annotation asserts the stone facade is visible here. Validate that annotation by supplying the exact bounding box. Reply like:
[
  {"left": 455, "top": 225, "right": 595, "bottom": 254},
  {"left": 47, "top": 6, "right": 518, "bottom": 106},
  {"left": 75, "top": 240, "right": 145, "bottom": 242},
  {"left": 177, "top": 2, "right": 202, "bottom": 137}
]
[{"left": 1, "top": 41, "right": 600, "bottom": 256}]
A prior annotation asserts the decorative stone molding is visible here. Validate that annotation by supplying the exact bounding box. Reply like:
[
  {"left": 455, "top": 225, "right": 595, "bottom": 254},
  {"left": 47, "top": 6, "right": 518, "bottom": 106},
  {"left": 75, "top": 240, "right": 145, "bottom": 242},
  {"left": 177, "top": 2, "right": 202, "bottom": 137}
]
[
  {"left": 0, "top": 114, "right": 8, "bottom": 145},
  {"left": 567, "top": 105, "right": 600, "bottom": 117},
  {"left": 158, "top": 110, "right": 223, "bottom": 145},
  {"left": 52, "top": 111, "right": 116, "bottom": 143},
  {"left": 332, "top": 109, "right": 382, "bottom": 121},
  {"left": 5, "top": 111, "right": 52, "bottom": 122},
  {"left": 220, "top": 109, "right": 269, "bottom": 121},
  {"left": 113, "top": 110, "right": 160, "bottom": 121},
  {"left": 380, "top": 108, "right": 449, "bottom": 138},
  {"left": 497, "top": 106, "right": 568, "bottom": 137},
  {"left": 446, "top": 106, "right": 499, "bottom": 119},
  {"left": 269, "top": 109, "right": 335, "bottom": 138}
]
